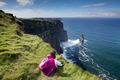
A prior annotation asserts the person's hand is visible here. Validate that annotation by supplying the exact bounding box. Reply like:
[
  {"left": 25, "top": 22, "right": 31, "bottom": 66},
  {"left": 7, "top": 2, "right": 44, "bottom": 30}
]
[{"left": 61, "top": 62, "right": 64, "bottom": 66}]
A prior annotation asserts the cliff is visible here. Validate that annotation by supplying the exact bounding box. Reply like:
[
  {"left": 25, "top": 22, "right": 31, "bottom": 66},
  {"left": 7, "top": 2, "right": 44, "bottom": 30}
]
[
  {"left": 0, "top": 10, "right": 102, "bottom": 80},
  {"left": 20, "top": 18, "right": 68, "bottom": 53}
]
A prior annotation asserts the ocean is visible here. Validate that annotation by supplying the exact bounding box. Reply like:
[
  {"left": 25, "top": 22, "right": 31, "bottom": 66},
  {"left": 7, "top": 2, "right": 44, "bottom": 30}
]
[{"left": 60, "top": 18, "right": 120, "bottom": 80}]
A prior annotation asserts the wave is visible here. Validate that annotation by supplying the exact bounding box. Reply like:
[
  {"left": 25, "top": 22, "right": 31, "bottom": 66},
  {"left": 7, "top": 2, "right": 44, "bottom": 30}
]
[
  {"left": 60, "top": 39, "right": 116, "bottom": 80},
  {"left": 60, "top": 39, "right": 87, "bottom": 48}
]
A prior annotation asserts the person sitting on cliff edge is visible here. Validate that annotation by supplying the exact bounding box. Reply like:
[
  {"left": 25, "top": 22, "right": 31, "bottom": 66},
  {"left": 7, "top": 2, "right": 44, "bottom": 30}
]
[{"left": 39, "top": 50, "right": 64, "bottom": 76}]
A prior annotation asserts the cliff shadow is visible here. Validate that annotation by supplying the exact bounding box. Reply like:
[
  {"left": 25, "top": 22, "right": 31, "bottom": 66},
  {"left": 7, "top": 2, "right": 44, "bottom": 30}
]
[{"left": 21, "top": 18, "right": 68, "bottom": 53}]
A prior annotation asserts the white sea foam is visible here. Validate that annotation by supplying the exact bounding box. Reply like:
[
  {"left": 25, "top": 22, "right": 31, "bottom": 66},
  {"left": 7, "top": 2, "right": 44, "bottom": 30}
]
[{"left": 60, "top": 39, "right": 87, "bottom": 48}]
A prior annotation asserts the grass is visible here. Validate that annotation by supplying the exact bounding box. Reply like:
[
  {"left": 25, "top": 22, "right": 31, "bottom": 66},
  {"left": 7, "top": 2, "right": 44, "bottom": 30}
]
[
  {"left": 0, "top": 23, "right": 52, "bottom": 80},
  {"left": 0, "top": 10, "right": 102, "bottom": 80}
]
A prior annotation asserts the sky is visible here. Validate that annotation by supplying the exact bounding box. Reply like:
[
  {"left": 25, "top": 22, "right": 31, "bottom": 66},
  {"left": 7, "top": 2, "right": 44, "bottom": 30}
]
[{"left": 0, "top": 0, "right": 120, "bottom": 18}]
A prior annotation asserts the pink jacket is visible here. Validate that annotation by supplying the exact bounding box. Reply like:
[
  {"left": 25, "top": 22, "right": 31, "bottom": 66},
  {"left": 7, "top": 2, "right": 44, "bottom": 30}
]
[{"left": 39, "top": 53, "right": 57, "bottom": 76}]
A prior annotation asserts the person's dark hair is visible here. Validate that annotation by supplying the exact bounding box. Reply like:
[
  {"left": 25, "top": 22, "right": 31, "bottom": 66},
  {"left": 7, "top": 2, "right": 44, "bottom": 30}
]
[{"left": 51, "top": 51, "right": 56, "bottom": 58}]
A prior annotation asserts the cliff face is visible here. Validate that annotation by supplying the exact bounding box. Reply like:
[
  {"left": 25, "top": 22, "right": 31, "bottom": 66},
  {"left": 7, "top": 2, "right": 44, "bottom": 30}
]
[{"left": 21, "top": 19, "right": 68, "bottom": 53}]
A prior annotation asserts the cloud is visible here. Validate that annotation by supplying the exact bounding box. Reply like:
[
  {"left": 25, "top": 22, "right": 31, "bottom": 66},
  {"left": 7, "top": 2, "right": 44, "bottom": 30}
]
[
  {"left": 3, "top": 9, "right": 42, "bottom": 18},
  {"left": 2, "top": 8, "right": 69, "bottom": 18},
  {"left": 97, "top": 11, "right": 120, "bottom": 17},
  {"left": 82, "top": 10, "right": 120, "bottom": 17},
  {"left": 16, "top": 0, "right": 34, "bottom": 6},
  {"left": 2, "top": 8, "right": 120, "bottom": 18},
  {"left": 3, "top": 8, "right": 60, "bottom": 18},
  {"left": 0, "top": 1, "right": 6, "bottom": 7},
  {"left": 2, "top": 8, "right": 84, "bottom": 18},
  {"left": 82, "top": 2, "right": 106, "bottom": 8}
]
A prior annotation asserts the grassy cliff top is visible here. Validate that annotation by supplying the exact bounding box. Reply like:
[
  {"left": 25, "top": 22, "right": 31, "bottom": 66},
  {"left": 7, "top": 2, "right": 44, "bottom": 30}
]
[{"left": 0, "top": 10, "right": 102, "bottom": 80}]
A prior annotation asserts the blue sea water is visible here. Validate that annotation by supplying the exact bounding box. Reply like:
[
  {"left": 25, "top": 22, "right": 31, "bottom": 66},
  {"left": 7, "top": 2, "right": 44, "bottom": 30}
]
[{"left": 61, "top": 18, "right": 120, "bottom": 80}]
